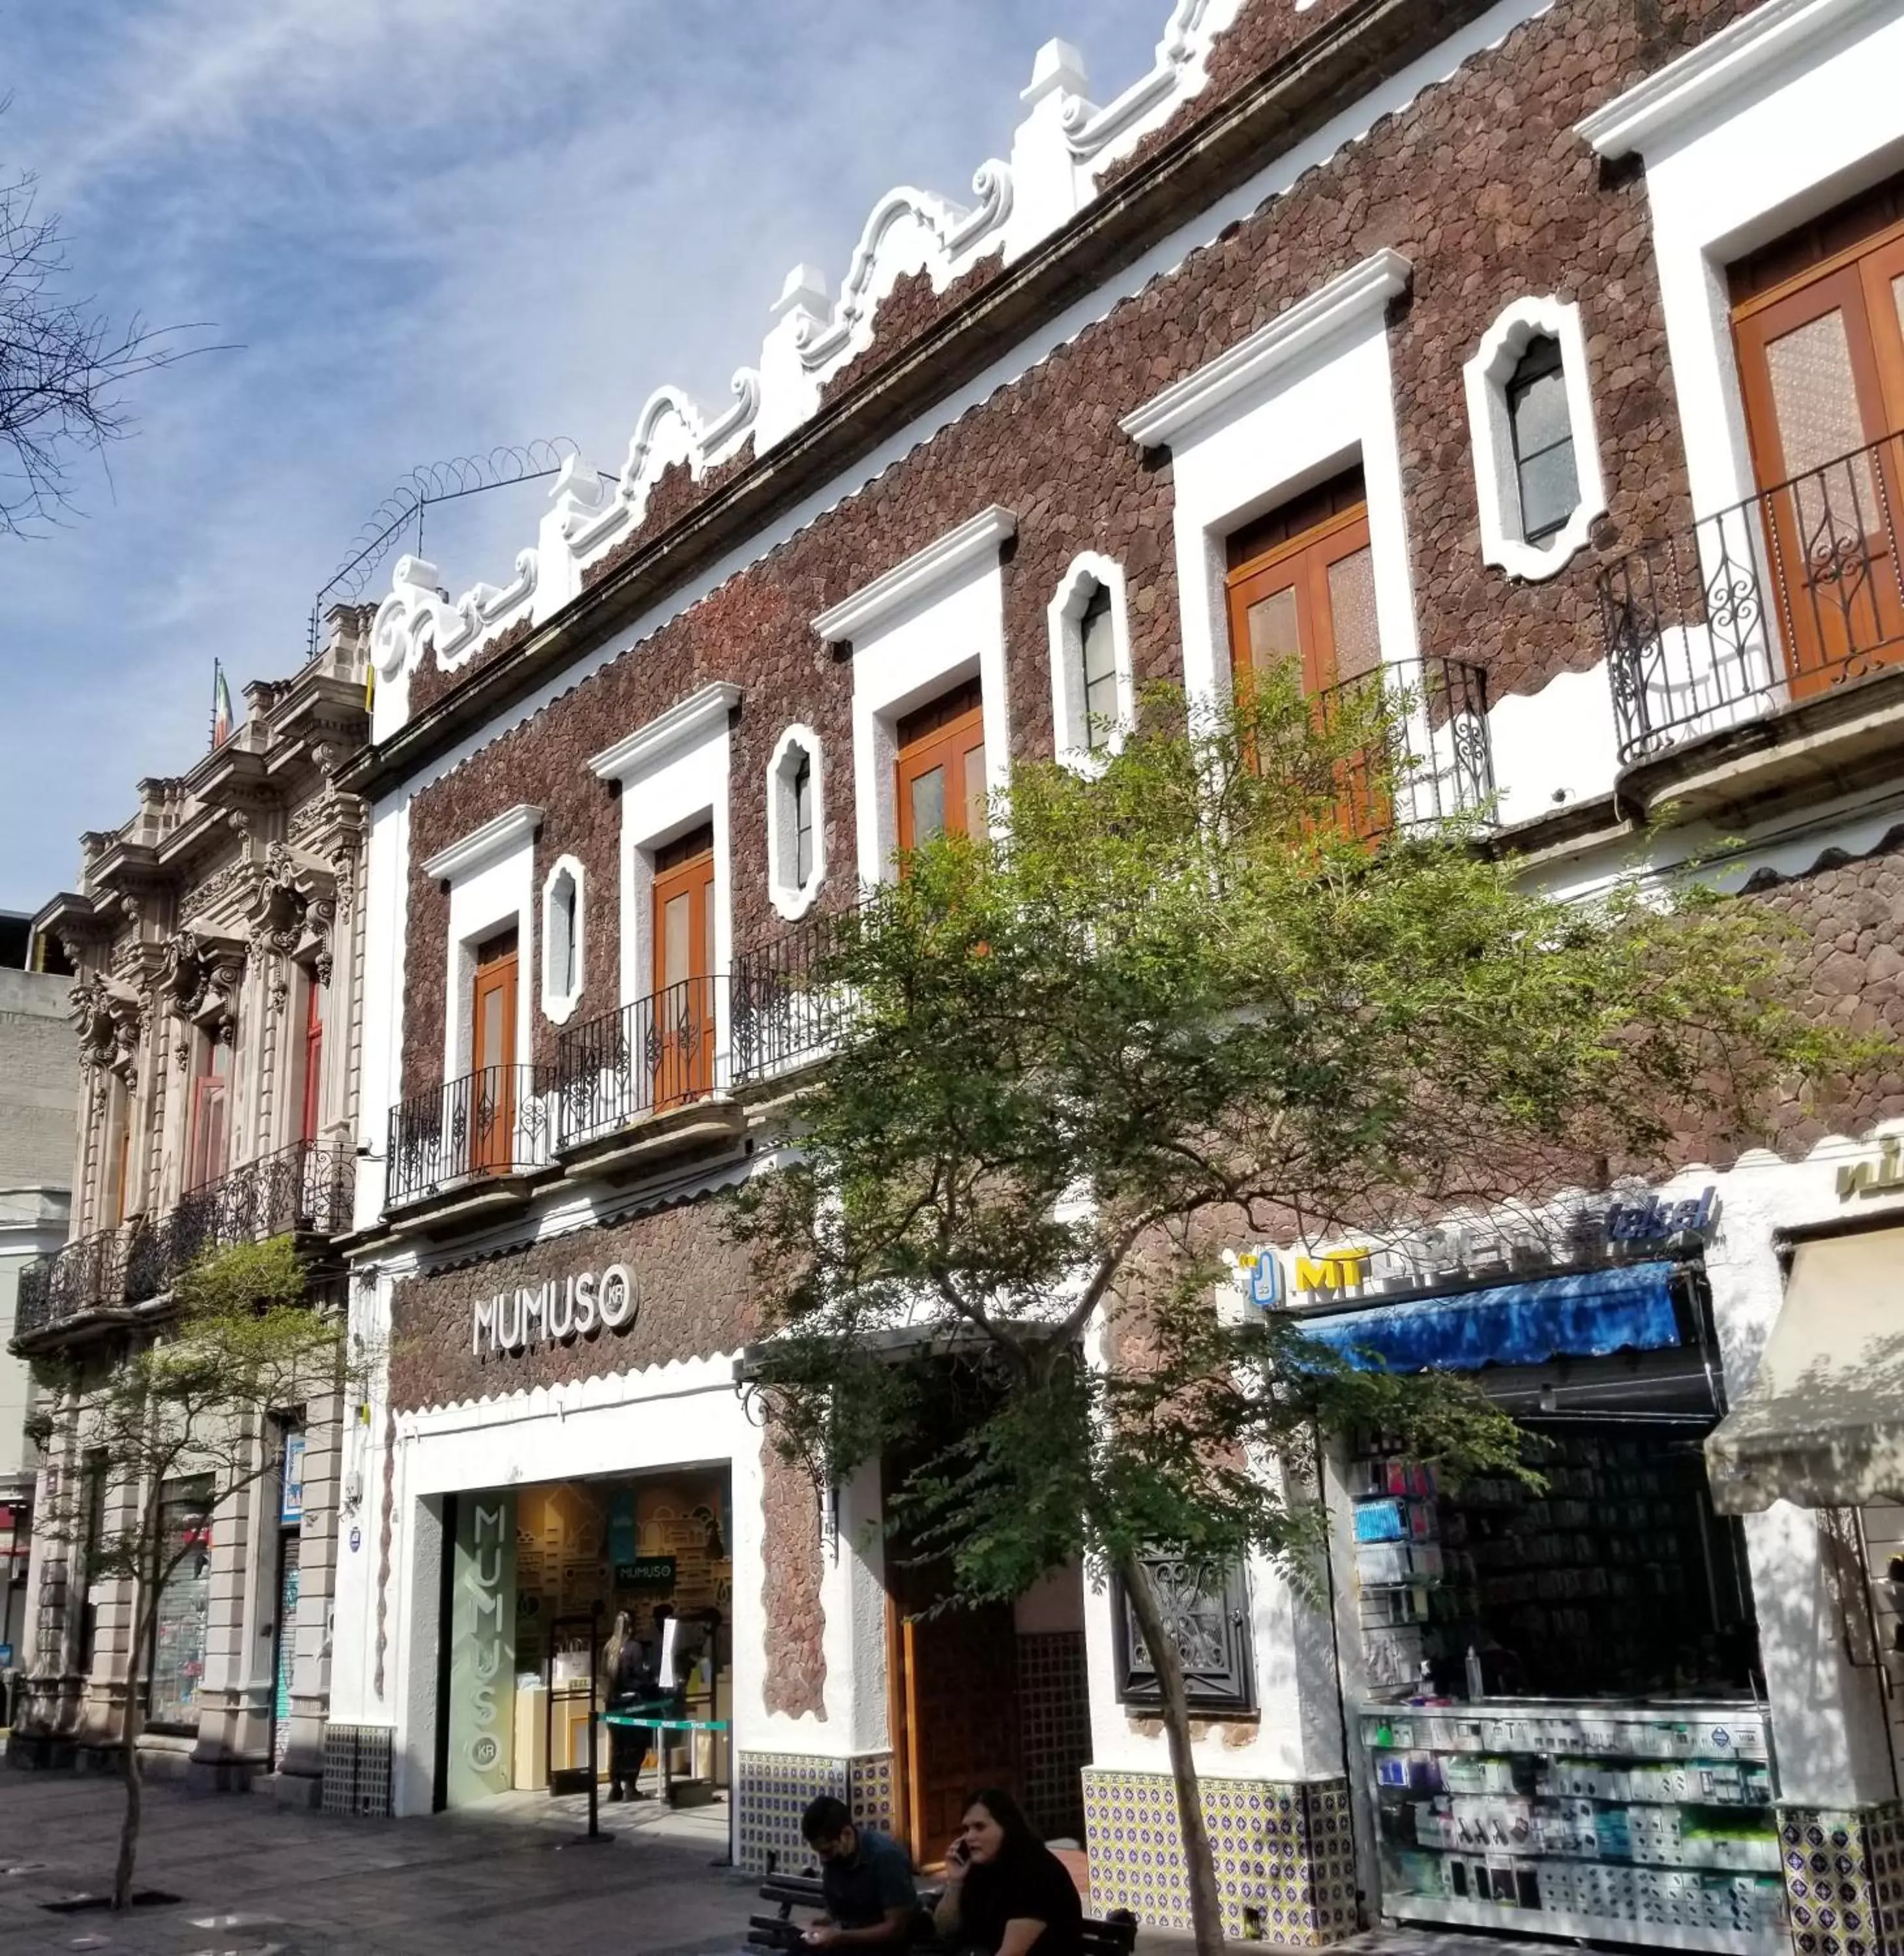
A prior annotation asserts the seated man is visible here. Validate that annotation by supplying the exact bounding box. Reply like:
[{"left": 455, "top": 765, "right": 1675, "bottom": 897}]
[{"left": 800, "top": 1794, "right": 919, "bottom": 1950}]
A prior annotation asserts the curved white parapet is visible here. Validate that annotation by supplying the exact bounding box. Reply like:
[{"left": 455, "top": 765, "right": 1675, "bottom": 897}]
[{"left": 370, "top": 0, "right": 1268, "bottom": 736}]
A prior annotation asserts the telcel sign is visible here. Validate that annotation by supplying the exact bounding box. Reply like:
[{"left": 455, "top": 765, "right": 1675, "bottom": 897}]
[{"left": 471, "top": 1264, "right": 639, "bottom": 1357}]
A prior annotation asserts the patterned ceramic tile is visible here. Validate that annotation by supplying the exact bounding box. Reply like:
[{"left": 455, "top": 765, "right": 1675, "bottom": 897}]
[
  {"left": 737, "top": 1750, "right": 895, "bottom": 1876},
  {"left": 1082, "top": 1768, "right": 1356, "bottom": 1944},
  {"left": 1777, "top": 1803, "right": 1904, "bottom": 1956}
]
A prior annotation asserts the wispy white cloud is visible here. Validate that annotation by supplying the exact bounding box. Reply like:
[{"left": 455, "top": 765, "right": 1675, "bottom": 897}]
[{"left": 0, "top": 0, "right": 1172, "bottom": 907}]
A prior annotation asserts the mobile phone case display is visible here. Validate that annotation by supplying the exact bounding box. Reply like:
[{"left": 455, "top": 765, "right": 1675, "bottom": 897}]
[
  {"left": 1349, "top": 1451, "right": 1444, "bottom": 1689},
  {"left": 1362, "top": 1701, "right": 1785, "bottom": 1955}
]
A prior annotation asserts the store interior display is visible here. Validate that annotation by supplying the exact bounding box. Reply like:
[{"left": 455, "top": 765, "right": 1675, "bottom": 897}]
[
  {"left": 508, "top": 1468, "right": 734, "bottom": 1794},
  {"left": 1350, "top": 1421, "right": 1781, "bottom": 1956}
]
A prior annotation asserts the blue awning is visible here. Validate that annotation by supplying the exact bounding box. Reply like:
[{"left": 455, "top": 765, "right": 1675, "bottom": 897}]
[{"left": 1290, "top": 1261, "right": 1683, "bottom": 1374}]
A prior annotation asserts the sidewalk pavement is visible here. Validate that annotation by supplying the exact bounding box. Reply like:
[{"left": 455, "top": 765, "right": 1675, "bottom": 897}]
[{"left": 0, "top": 1769, "right": 1541, "bottom": 1956}]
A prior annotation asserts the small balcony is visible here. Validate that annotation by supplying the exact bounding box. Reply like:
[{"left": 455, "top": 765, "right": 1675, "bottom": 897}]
[
  {"left": 1597, "top": 430, "right": 1904, "bottom": 780},
  {"left": 1311, "top": 656, "right": 1497, "bottom": 835},
  {"left": 384, "top": 1062, "right": 554, "bottom": 1211},
  {"left": 12, "top": 1138, "right": 355, "bottom": 1347}
]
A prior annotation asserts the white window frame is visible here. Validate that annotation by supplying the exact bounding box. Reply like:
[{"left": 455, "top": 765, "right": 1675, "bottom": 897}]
[
  {"left": 814, "top": 505, "right": 1017, "bottom": 887},
  {"left": 766, "top": 724, "right": 826, "bottom": 921},
  {"left": 588, "top": 682, "right": 737, "bottom": 1015},
  {"left": 1577, "top": 0, "right": 1904, "bottom": 527},
  {"left": 539, "top": 853, "right": 586, "bottom": 1025},
  {"left": 1463, "top": 295, "right": 1605, "bottom": 582},
  {"left": 421, "top": 804, "right": 544, "bottom": 1086},
  {"left": 1122, "top": 250, "right": 1420, "bottom": 711},
  {"left": 1047, "top": 552, "right": 1135, "bottom": 771}
]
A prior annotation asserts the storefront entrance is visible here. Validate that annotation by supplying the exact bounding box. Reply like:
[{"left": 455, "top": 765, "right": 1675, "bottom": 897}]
[
  {"left": 438, "top": 1462, "right": 733, "bottom": 1813},
  {"left": 880, "top": 1366, "right": 1093, "bottom": 1868}
]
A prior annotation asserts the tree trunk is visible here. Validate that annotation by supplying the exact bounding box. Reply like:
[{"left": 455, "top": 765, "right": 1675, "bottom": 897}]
[
  {"left": 1118, "top": 1548, "right": 1226, "bottom": 1955},
  {"left": 112, "top": 1496, "right": 158, "bottom": 1912}
]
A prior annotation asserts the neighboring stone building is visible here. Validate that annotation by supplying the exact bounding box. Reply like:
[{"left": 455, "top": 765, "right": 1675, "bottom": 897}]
[
  {"left": 0, "top": 917, "right": 78, "bottom": 1689},
  {"left": 9, "top": 612, "right": 372, "bottom": 1798},
  {"left": 301, "top": 0, "right": 1904, "bottom": 1944}
]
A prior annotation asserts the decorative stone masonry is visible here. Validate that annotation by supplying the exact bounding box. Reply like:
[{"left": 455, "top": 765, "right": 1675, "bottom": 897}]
[
  {"left": 1083, "top": 1768, "right": 1358, "bottom": 1943},
  {"left": 1780, "top": 1801, "right": 1904, "bottom": 1956},
  {"left": 736, "top": 1749, "right": 895, "bottom": 1874}
]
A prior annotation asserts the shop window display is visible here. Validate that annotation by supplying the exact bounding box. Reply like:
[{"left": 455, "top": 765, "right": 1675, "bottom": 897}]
[
  {"left": 441, "top": 1466, "right": 734, "bottom": 1808},
  {"left": 1353, "top": 1421, "right": 1781, "bottom": 1955},
  {"left": 148, "top": 1475, "right": 213, "bottom": 1729}
]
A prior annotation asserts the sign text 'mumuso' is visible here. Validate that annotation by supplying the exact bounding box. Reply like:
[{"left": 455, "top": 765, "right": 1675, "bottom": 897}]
[{"left": 471, "top": 1264, "right": 638, "bottom": 1357}]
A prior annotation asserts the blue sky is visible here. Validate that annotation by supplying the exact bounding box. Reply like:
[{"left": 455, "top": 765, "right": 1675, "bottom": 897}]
[{"left": 0, "top": 0, "right": 1174, "bottom": 911}]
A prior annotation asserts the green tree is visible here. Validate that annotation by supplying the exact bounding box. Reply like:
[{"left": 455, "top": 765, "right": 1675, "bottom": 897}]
[
  {"left": 28, "top": 1236, "right": 344, "bottom": 1910},
  {"left": 732, "top": 672, "right": 1859, "bottom": 1954}
]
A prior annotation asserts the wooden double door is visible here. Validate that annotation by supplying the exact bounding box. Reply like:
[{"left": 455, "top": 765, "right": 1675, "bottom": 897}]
[
  {"left": 1731, "top": 181, "right": 1904, "bottom": 690},
  {"left": 651, "top": 825, "right": 717, "bottom": 1106}
]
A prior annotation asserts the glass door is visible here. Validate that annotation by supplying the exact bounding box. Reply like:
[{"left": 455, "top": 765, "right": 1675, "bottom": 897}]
[
  {"left": 651, "top": 826, "right": 716, "bottom": 1106},
  {"left": 1733, "top": 215, "right": 1904, "bottom": 694}
]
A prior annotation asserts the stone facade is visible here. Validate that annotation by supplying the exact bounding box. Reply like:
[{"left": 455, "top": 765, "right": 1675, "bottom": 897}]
[
  {"left": 387, "top": 1192, "right": 757, "bottom": 1411},
  {"left": 758, "top": 1449, "right": 827, "bottom": 1722}
]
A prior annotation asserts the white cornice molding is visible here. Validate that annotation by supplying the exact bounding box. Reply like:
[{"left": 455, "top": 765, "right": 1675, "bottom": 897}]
[
  {"left": 588, "top": 681, "right": 741, "bottom": 783},
  {"left": 1120, "top": 248, "right": 1414, "bottom": 448},
  {"left": 812, "top": 505, "right": 1019, "bottom": 645},
  {"left": 1575, "top": 0, "right": 1899, "bottom": 158},
  {"left": 420, "top": 804, "right": 543, "bottom": 885}
]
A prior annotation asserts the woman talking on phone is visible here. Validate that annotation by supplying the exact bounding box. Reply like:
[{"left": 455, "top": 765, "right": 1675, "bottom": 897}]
[{"left": 932, "top": 1788, "right": 1083, "bottom": 1956}]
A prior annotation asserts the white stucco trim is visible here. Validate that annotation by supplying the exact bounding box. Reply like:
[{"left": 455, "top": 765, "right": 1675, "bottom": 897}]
[
  {"left": 1047, "top": 551, "right": 1137, "bottom": 771},
  {"left": 850, "top": 535, "right": 1013, "bottom": 886},
  {"left": 813, "top": 505, "right": 1019, "bottom": 646},
  {"left": 766, "top": 724, "right": 827, "bottom": 922},
  {"left": 1120, "top": 248, "right": 1413, "bottom": 449},
  {"left": 1572, "top": 0, "right": 1904, "bottom": 546},
  {"left": 1575, "top": 0, "right": 1897, "bottom": 160},
  {"left": 1463, "top": 294, "right": 1607, "bottom": 582},
  {"left": 588, "top": 682, "right": 741, "bottom": 784},
  {"left": 607, "top": 703, "right": 734, "bottom": 1021},
  {"left": 442, "top": 825, "right": 539, "bottom": 1089},
  {"left": 539, "top": 853, "right": 586, "bottom": 1026},
  {"left": 1158, "top": 269, "right": 1420, "bottom": 711},
  {"left": 419, "top": 805, "right": 543, "bottom": 886}
]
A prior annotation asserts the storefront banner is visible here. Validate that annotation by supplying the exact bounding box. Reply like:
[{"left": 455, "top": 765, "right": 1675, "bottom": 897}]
[
  {"left": 280, "top": 1433, "right": 306, "bottom": 1526},
  {"left": 448, "top": 1492, "right": 516, "bottom": 1805},
  {"left": 471, "top": 1263, "right": 638, "bottom": 1357},
  {"left": 1296, "top": 1261, "right": 1682, "bottom": 1373}
]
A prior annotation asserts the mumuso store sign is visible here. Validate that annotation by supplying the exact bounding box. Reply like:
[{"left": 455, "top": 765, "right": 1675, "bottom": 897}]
[{"left": 471, "top": 1264, "right": 639, "bottom": 1357}]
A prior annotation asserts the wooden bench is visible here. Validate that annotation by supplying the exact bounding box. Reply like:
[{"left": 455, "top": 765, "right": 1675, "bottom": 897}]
[{"left": 742, "top": 1866, "right": 1137, "bottom": 1954}]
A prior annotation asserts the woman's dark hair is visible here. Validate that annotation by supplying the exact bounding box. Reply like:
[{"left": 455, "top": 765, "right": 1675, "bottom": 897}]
[{"left": 962, "top": 1786, "right": 1039, "bottom": 1856}]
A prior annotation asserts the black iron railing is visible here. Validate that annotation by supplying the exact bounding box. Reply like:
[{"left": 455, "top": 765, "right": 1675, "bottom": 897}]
[
  {"left": 1598, "top": 429, "right": 1904, "bottom": 764},
  {"left": 554, "top": 975, "right": 724, "bottom": 1149},
  {"left": 12, "top": 1139, "right": 355, "bottom": 1343},
  {"left": 385, "top": 1061, "right": 553, "bottom": 1209},
  {"left": 1311, "top": 655, "right": 1496, "bottom": 835},
  {"left": 730, "top": 907, "right": 856, "bottom": 1084}
]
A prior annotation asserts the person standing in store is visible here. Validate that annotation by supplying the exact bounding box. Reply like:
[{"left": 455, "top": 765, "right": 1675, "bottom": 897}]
[
  {"left": 932, "top": 1789, "right": 1083, "bottom": 1956},
  {"left": 799, "top": 1795, "right": 921, "bottom": 1949},
  {"left": 601, "top": 1610, "right": 658, "bottom": 1801}
]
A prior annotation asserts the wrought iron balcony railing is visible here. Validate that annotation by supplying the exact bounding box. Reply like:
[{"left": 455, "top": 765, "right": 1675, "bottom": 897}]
[
  {"left": 730, "top": 909, "right": 855, "bottom": 1086},
  {"left": 1597, "top": 429, "right": 1904, "bottom": 765},
  {"left": 554, "top": 976, "right": 725, "bottom": 1151},
  {"left": 1311, "top": 655, "right": 1496, "bottom": 835},
  {"left": 11, "top": 1138, "right": 355, "bottom": 1344},
  {"left": 385, "top": 1061, "right": 554, "bottom": 1209}
]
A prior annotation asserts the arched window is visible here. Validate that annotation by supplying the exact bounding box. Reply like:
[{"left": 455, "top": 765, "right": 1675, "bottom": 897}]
[
  {"left": 768, "top": 726, "right": 826, "bottom": 919},
  {"left": 1078, "top": 584, "right": 1119, "bottom": 753},
  {"left": 541, "top": 856, "right": 585, "bottom": 1023},
  {"left": 1463, "top": 297, "right": 1605, "bottom": 581},
  {"left": 1048, "top": 554, "right": 1133, "bottom": 769},
  {"left": 1506, "top": 334, "right": 1579, "bottom": 545}
]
